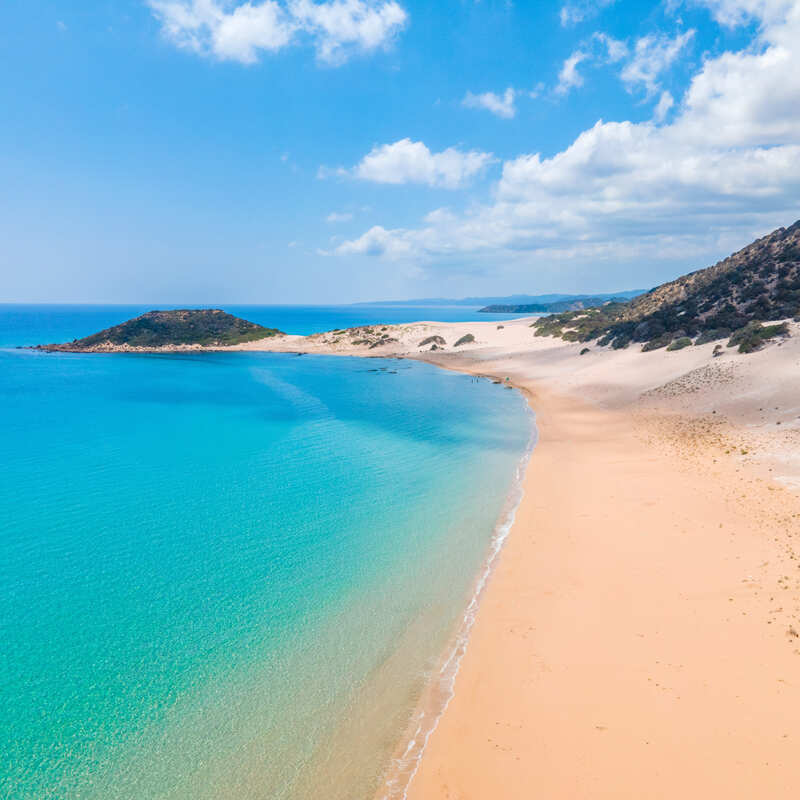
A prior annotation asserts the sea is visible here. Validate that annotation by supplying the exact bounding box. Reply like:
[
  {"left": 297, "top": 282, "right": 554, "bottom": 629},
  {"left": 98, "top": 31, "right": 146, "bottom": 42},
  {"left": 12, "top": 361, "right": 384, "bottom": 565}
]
[{"left": 0, "top": 305, "right": 533, "bottom": 800}]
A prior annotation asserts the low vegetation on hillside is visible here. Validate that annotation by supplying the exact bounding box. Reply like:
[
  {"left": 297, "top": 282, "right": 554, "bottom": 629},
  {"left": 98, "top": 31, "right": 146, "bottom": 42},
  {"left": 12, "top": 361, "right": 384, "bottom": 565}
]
[
  {"left": 531, "top": 220, "right": 800, "bottom": 353},
  {"left": 42, "top": 309, "right": 282, "bottom": 350},
  {"left": 313, "top": 325, "right": 399, "bottom": 349}
]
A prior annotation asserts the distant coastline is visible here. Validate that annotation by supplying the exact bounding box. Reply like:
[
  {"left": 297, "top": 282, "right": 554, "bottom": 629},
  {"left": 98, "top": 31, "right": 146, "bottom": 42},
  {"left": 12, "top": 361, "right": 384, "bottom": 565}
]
[{"left": 353, "top": 290, "right": 643, "bottom": 308}]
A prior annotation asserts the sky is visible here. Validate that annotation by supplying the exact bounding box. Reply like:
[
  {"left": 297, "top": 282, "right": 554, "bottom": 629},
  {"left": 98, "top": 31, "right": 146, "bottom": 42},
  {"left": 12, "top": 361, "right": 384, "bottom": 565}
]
[{"left": 1, "top": 0, "right": 799, "bottom": 303}]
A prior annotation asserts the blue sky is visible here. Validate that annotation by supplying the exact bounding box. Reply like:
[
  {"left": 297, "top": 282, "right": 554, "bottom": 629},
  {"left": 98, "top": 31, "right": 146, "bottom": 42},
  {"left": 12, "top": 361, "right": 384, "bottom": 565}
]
[{"left": 1, "top": 0, "right": 798, "bottom": 303}]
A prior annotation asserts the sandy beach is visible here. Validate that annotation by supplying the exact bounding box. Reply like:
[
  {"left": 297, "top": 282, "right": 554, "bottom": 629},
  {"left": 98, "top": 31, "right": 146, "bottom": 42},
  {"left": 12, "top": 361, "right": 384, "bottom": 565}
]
[
  {"left": 240, "top": 315, "right": 800, "bottom": 798},
  {"left": 404, "top": 386, "right": 800, "bottom": 799}
]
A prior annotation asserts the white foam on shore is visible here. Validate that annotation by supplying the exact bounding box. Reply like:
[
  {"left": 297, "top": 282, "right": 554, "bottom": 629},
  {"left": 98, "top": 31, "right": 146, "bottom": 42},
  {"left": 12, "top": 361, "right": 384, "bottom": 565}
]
[{"left": 376, "top": 387, "right": 537, "bottom": 800}]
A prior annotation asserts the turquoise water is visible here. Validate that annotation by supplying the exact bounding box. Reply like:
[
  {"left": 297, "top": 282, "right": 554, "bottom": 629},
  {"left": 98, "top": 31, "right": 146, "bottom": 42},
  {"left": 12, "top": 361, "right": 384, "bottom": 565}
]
[{"left": 0, "top": 308, "right": 531, "bottom": 799}]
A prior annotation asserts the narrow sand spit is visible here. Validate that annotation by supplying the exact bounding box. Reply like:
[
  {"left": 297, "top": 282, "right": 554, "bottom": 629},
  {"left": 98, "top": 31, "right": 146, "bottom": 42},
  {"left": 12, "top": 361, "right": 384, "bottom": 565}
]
[{"left": 240, "top": 317, "right": 800, "bottom": 799}]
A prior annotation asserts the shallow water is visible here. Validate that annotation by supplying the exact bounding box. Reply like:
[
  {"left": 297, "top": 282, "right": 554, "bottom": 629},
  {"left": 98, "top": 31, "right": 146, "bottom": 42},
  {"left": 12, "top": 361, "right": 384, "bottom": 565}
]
[{"left": 1, "top": 307, "right": 530, "bottom": 800}]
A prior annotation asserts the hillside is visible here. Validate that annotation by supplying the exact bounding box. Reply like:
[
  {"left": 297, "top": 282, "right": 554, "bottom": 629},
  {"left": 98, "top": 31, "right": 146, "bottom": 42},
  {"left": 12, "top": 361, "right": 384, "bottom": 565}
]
[
  {"left": 533, "top": 220, "right": 800, "bottom": 353},
  {"left": 39, "top": 309, "right": 283, "bottom": 351}
]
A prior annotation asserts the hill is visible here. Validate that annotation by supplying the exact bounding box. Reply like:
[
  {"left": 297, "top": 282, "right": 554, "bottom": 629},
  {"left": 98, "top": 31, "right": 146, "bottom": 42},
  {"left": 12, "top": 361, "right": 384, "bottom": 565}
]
[
  {"left": 479, "top": 292, "right": 642, "bottom": 314},
  {"left": 532, "top": 220, "right": 800, "bottom": 353},
  {"left": 39, "top": 309, "right": 283, "bottom": 351}
]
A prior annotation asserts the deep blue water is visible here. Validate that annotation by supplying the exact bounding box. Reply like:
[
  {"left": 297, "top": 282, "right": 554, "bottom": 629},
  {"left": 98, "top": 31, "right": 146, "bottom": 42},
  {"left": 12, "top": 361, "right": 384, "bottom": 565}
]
[
  {"left": 0, "top": 306, "right": 531, "bottom": 800},
  {"left": 0, "top": 303, "right": 525, "bottom": 348}
]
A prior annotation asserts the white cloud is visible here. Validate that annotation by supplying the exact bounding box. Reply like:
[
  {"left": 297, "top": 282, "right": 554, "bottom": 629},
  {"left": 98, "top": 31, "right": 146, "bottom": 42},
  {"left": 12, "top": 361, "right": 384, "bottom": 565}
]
[
  {"left": 593, "top": 31, "right": 628, "bottom": 62},
  {"left": 653, "top": 90, "right": 675, "bottom": 121},
  {"left": 696, "top": 0, "right": 795, "bottom": 27},
  {"left": 560, "top": 0, "right": 617, "bottom": 26},
  {"left": 529, "top": 82, "right": 545, "bottom": 98},
  {"left": 147, "top": 0, "right": 407, "bottom": 65},
  {"left": 556, "top": 50, "right": 588, "bottom": 94},
  {"left": 462, "top": 88, "right": 517, "bottom": 119},
  {"left": 336, "top": 225, "right": 415, "bottom": 256},
  {"left": 621, "top": 30, "right": 695, "bottom": 95},
  {"left": 289, "top": 0, "right": 408, "bottom": 63},
  {"left": 345, "top": 138, "right": 494, "bottom": 189},
  {"left": 335, "top": 1, "right": 800, "bottom": 279},
  {"left": 326, "top": 211, "right": 354, "bottom": 222}
]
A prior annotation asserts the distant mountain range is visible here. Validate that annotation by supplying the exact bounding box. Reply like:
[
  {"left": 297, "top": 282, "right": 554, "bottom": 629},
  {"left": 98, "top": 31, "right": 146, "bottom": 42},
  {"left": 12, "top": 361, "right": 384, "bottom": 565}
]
[
  {"left": 354, "top": 290, "right": 644, "bottom": 309},
  {"left": 478, "top": 292, "right": 645, "bottom": 313}
]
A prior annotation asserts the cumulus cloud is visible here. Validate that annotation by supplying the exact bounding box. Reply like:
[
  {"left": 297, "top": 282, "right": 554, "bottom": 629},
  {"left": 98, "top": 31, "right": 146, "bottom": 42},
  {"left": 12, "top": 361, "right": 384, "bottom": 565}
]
[
  {"left": 621, "top": 30, "right": 695, "bottom": 95},
  {"left": 335, "top": 0, "right": 800, "bottom": 276},
  {"left": 340, "top": 138, "right": 494, "bottom": 189},
  {"left": 556, "top": 50, "right": 588, "bottom": 94},
  {"left": 148, "top": 0, "right": 408, "bottom": 64},
  {"left": 336, "top": 225, "right": 414, "bottom": 256},
  {"left": 462, "top": 88, "right": 517, "bottom": 119}
]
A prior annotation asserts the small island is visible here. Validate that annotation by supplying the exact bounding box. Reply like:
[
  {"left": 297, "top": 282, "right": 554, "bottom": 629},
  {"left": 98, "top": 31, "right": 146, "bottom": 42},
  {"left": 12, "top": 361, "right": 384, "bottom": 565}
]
[{"left": 37, "top": 309, "right": 283, "bottom": 352}]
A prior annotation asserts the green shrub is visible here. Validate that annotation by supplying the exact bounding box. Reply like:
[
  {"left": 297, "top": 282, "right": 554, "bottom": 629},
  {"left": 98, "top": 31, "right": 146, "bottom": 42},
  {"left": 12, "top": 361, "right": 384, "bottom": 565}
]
[
  {"left": 454, "top": 333, "right": 476, "bottom": 346},
  {"left": 727, "top": 321, "right": 789, "bottom": 353},
  {"left": 611, "top": 334, "right": 631, "bottom": 349},
  {"left": 667, "top": 336, "right": 693, "bottom": 351},
  {"left": 642, "top": 333, "right": 672, "bottom": 352},
  {"left": 694, "top": 328, "right": 731, "bottom": 345},
  {"left": 580, "top": 347, "right": 590, "bottom": 355}
]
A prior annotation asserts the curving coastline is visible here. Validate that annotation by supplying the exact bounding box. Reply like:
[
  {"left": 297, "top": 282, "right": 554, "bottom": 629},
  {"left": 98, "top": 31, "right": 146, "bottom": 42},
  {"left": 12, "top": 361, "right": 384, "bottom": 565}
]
[
  {"left": 374, "top": 388, "right": 536, "bottom": 800},
  {"left": 31, "top": 313, "right": 800, "bottom": 797}
]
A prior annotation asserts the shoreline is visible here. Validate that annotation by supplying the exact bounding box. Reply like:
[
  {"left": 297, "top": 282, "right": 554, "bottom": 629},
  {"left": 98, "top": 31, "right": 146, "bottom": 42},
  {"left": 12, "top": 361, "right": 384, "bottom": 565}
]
[{"left": 374, "top": 382, "right": 536, "bottom": 800}]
